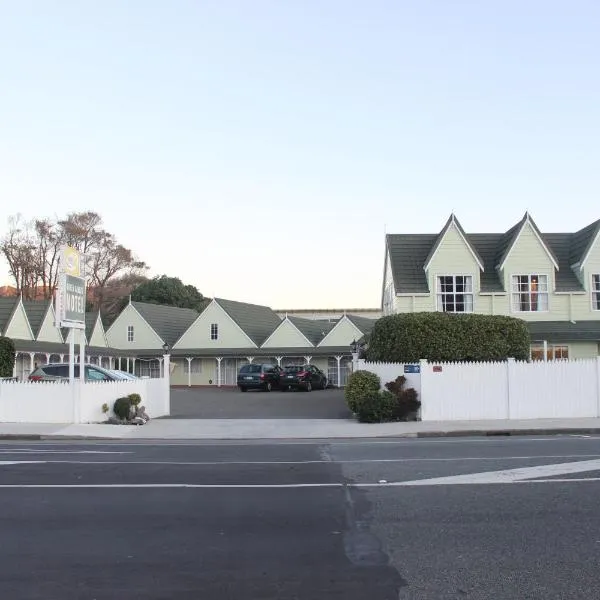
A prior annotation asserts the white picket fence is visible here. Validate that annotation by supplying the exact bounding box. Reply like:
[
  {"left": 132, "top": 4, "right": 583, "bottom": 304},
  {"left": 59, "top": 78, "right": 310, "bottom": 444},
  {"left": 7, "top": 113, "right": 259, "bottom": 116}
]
[
  {"left": 357, "top": 358, "right": 600, "bottom": 421},
  {"left": 0, "top": 378, "right": 170, "bottom": 424}
]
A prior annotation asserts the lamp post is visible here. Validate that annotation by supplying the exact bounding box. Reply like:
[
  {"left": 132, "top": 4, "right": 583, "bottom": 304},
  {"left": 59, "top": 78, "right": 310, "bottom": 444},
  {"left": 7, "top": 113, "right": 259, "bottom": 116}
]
[
  {"left": 350, "top": 339, "right": 360, "bottom": 373},
  {"left": 162, "top": 342, "right": 171, "bottom": 416}
]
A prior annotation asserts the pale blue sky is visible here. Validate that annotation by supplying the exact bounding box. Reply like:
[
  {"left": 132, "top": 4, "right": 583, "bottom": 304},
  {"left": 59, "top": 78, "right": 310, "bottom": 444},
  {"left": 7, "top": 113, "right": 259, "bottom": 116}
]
[{"left": 1, "top": 1, "right": 599, "bottom": 308}]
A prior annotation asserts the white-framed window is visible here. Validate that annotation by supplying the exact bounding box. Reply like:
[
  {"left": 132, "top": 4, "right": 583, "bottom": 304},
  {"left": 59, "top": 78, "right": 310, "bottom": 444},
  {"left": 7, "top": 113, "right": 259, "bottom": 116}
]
[
  {"left": 127, "top": 325, "right": 134, "bottom": 342},
  {"left": 183, "top": 358, "right": 202, "bottom": 374},
  {"left": 436, "top": 275, "right": 473, "bottom": 313},
  {"left": 210, "top": 323, "right": 218, "bottom": 340},
  {"left": 530, "top": 344, "right": 569, "bottom": 361},
  {"left": 592, "top": 274, "right": 600, "bottom": 310},
  {"left": 511, "top": 274, "right": 549, "bottom": 312}
]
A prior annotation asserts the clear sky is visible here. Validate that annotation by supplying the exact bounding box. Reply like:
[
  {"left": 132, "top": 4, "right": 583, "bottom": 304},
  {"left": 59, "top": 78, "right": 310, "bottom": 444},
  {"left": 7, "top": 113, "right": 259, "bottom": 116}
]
[{"left": 1, "top": 1, "right": 599, "bottom": 309}]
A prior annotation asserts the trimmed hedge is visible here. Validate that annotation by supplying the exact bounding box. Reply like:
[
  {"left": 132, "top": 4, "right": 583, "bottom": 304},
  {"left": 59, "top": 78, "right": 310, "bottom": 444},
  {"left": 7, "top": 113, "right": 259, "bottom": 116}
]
[
  {"left": 113, "top": 397, "right": 132, "bottom": 420},
  {"left": 344, "top": 370, "right": 381, "bottom": 413},
  {"left": 366, "top": 312, "right": 530, "bottom": 363},
  {"left": 0, "top": 337, "right": 15, "bottom": 378}
]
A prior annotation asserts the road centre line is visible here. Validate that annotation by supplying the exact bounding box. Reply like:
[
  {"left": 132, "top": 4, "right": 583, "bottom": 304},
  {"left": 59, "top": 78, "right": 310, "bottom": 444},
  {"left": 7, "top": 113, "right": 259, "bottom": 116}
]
[{"left": 0, "top": 454, "right": 598, "bottom": 466}]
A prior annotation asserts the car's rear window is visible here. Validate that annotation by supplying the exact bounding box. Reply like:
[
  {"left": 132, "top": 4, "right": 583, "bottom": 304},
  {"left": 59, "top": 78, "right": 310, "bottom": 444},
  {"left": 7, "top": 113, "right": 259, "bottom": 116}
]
[
  {"left": 43, "top": 365, "right": 70, "bottom": 377},
  {"left": 239, "top": 365, "right": 262, "bottom": 374},
  {"left": 284, "top": 366, "right": 304, "bottom": 372}
]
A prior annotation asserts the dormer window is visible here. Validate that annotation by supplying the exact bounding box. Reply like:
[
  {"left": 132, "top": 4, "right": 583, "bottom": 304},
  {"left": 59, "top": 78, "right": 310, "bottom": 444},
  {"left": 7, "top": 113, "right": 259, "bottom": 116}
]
[
  {"left": 210, "top": 323, "right": 218, "bottom": 340},
  {"left": 511, "top": 275, "right": 548, "bottom": 312},
  {"left": 592, "top": 274, "right": 600, "bottom": 310},
  {"left": 436, "top": 276, "right": 473, "bottom": 313}
]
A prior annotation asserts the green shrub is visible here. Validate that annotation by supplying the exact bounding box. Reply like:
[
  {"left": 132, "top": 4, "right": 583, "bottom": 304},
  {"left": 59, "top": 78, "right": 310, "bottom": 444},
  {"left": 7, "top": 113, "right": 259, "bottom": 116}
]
[
  {"left": 384, "top": 376, "right": 421, "bottom": 421},
  {"left": 101, "top": 403, "right": 110, "bottom": 414},
  {"left": 366, "top": 312, "right": 530, "bottom": 363},
  {"left": 355, "top": 390, "right": 396, "bottom": 423},
  {"left": 113, "top": 397, "right": 132, "bottom": 420},
  {"left": 344, "top": 370, "right": 381, "bottom": 413},
  {"left": 0, "top": 337, "right": 15, "bottom": 378},
  {"left": 128, "top": 393, "right": 142, "bottom": 406}
]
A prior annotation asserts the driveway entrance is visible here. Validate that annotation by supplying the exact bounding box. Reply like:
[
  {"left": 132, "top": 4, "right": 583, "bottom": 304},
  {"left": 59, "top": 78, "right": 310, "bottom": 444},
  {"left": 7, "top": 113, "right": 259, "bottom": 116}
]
[{"left": 168, "top": 388, "right": 352, "bottom": 419}]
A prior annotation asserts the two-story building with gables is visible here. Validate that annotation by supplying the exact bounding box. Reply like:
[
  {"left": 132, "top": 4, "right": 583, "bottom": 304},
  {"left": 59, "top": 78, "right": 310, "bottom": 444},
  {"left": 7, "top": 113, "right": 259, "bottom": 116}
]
[{"left": 382, "top": 212, "right": 600, "bottom": 360}]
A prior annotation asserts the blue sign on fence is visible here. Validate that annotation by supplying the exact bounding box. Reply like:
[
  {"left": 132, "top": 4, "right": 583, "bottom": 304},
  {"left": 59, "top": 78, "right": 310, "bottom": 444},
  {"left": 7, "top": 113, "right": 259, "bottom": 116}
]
[{"left": 404, "top": 364, "right": 420, "bottom": 374}]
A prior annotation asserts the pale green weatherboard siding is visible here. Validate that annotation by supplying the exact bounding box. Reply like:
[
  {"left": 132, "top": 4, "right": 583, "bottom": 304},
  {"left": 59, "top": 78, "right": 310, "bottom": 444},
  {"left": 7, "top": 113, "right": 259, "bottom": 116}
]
[
  {"left": 568, "top": 342, "right": 599, "bottom": 359},
  {"left": 174, "top": 301, "right": 254, "bottom": 349},
  {"left": 262, "top": 320, "right": 312, "bottom": 348},
  {"left": 89, "top": 319, "right": 107, "bottom": 347},
  {"left": 4, "top": 302, "right": 33, "bottom": 340},
  {"left": 318, "top": 317, "right": 363, "bottom": 347},
  {"left": 37, "top": 307, "right": 63, "bottom": 343},
  {"left": 497, "top": 222, "right": 567, "bottom": 321},
  {"left": 171, "top": 358, "right": 217, "bottom": 386},
  {"left": 106, "top": 304, "right": 164, "bottom": 350},
  {"left": 426, "top": 223, "right": 482, "bottom": 303}
]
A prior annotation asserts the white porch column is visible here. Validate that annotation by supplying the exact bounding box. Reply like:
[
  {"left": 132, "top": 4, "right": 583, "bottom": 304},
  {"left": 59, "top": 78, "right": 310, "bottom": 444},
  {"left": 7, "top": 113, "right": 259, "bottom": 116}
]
[
  {"left": 13, "top": 353, "right": 18, "bottom": 378},
  {"left": 246, "top": 356, "right": 254, "bottom": 364},
  {"left": 131, "top": 357, "right": 137, "bottom": 376},
  {"left": 216, "top": 357, "right": 223, "bottom": 387},
  {"left": 29, "top": 352, "right": 35, "bottom": 376},
  {"left": 275, "top": 356, "right": 283, "bottom": 366},
  {"left": 126, "top": 357, "right": 130, "bottom": 372},
  {"left": 335, "top": 355, "right": 342, "bottom": 388},
  {"left": 186, "top": 357, "right": 193, "bottom": 387},
  {"left": 543, "top": 340, "right": 548, "bottom": 361},
  {"left": 45, "top": 353, "right": 51, "bottom": 364},
  {"left": 60, "top": 354, "right": 65, "bottom": 362},
  {"left": 98, "top": 356, "right": 103, "bottom": 368},
  {"left": 304, "top": 355, "right": 312, "bottom": 365},
  {"left": 108, "top": 356, "right": 114, "bottom": 369}
]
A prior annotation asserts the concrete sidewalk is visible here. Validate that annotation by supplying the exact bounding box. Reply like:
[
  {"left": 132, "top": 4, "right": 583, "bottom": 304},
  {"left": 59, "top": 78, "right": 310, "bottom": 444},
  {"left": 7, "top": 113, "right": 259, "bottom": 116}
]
[{"left": 1, "top": 417, "right": 600, "bottom": 440}]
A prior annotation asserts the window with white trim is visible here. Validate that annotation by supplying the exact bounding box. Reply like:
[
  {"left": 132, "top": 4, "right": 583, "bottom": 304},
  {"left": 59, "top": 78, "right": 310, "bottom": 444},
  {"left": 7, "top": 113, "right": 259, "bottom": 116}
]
[
  {"left": 183, "top": 358, "right": 202, "bottom": 373},
  {"left": 530, "top": 344, "right": 569, "bottom": 361},
  {"left": 127, "top": 325, "right": 134, "bottom": 342},
  {"left": 210, "top": 323, "right": 218, "bottom": 340},
  {"left": 592, "top": 274, "right": 600, "bottom": 310},
  {"left": 436, "top": 276, "right": 473, "bottom": 312},
  {"left": 511, "top": 275, "right": 548, "bottom": 312}
]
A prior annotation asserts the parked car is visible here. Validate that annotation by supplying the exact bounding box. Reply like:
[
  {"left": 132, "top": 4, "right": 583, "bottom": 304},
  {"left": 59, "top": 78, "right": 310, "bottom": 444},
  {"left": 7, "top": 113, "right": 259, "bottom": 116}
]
[
  {"left": 237, "top": 363, "right": 282, "bottom": 392},
  {"left": 108, "top": 369, "right": 140, "bottom": 380},
  {"left": 29, "top": 363, "right": 124, "bottom": 382},
  {"left": 281, "top": 364, "right": 328, "bottom": 391}
]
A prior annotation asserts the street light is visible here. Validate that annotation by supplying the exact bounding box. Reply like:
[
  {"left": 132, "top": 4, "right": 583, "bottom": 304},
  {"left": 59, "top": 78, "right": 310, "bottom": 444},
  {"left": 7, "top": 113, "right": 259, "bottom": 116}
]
[
  {"left": 162, "top": 342, "right": 170, "bottom": 355},
  {"left": 350, "top": 339, "right": 358, "bottom": 354}
]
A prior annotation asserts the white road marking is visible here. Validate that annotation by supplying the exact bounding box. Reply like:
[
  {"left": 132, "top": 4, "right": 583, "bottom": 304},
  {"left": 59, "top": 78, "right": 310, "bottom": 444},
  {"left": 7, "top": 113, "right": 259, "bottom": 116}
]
[
  {"left": 0, "top": 461, "right": 46, "bottom": 466},
  {"left": 388, "top": 458, "right": 600, "bottom": 486},
  {"left": 0, "top": 450, "right": 130, "bottom": 455},
  {"left": 1, "top": 454, "right": 597, "bottom": 466}
]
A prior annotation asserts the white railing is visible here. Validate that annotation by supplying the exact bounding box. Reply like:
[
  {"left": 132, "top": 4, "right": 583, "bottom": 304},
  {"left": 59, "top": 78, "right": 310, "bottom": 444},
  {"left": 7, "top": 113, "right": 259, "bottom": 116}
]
[
  {"left": 357, "top": 357, "right": 600, "bottom": 421},
  {"left": 0, "top": 377, "right": 170, "bottom": 424}
]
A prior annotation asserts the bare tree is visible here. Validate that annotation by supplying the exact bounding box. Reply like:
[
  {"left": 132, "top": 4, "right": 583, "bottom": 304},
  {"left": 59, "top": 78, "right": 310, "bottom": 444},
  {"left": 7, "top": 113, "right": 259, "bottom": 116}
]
[
  {"left": 0, "top": 215, "right": 40, "bottom": 299},
  {"left": 34, "top": 218, "right": 64, "bottom": 299}
]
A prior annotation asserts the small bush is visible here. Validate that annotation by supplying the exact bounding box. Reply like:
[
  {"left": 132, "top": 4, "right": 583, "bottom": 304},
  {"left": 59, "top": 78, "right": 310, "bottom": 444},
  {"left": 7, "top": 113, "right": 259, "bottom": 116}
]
[
  {"left": 101, "top": 403, "right": 109, "bottom": 414},
  {"left": 344, "top": 370, "right": 381, "bottom": 413},
  {"left": 0, "top": 337, "right": 16, "bottom": 378},
  {"left": 128, "top": 393, "right": 142, "bottom": 406},
  {"left": 384, "top": 376, "right": 421, "bottom": 421},
  {"left": 355, "top": 391, "right": 396, "bottom": 423},
  {"left": 113, "top": 397, "right": 132, "bottom": 420}
]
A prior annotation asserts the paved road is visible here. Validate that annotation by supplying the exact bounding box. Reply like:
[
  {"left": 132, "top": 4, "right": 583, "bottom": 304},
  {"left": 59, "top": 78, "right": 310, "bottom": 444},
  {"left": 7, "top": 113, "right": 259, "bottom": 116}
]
[
  {"left": 1, "top": 435, "right": 600, "bottom": 599},
  {"left": 169, "top": 387, "right": 353, "bottom": 419}
]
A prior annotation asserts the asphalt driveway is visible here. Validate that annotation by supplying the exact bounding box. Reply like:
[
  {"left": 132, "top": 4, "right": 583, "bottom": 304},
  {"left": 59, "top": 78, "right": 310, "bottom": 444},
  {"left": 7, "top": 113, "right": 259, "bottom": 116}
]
[{"left": 168, "top": 387, "right": 353, "bottom": 419}]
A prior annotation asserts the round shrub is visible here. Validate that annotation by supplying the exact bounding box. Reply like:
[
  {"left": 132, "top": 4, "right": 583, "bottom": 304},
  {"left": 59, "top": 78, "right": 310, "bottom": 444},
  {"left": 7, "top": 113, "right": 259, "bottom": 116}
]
[
  {"left": 128, "top": 393, "right": 142, "bottom": 406},
  {"left": 113, "top": 397, "right": 132, "bottom": 421},
  {"left": 355, "top": 390, "right": 396, "bottom": 423},
  {"left": 344, "top": 370, "right": 381, "bottom": 413},
  {"left": 0, "top": 336, "right": 16, "bottom": 378}
]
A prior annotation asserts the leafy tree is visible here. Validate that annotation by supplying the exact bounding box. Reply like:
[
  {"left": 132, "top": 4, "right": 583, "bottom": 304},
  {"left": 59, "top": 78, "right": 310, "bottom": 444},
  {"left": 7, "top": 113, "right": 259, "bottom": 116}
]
[
  {"left": 131, "top": 275, "right": 206, "bottom": 311},
  {"left": 0, "top": 337, "right": 16, "bottom": 378}
]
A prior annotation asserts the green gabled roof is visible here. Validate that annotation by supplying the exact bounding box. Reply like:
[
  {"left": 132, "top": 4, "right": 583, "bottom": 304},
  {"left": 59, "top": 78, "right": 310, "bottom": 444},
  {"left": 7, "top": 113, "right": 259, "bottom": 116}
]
[
  {"left": 215, "top": 298, "right": 282, "bottom": 346},
  {"left": 22, "top": 300, "right": 52, "bottom": 338},
  {"left": 387, "top": 213, "right": 599, "bottom": 295},
  {"left": 287, "top": 316, "right": 336, "bottom": 345},
  {"left": 346, "top": 314, "right": 378, "bottom": 334},
  {"left": 425, "top": 214, "right": 484, "bottom": 271},
  {"left": 131, "top": 301, "right": 199, "bottom": 347},
  {"left": 0, "top": 297, "right": 19, "bottom": 336}
]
